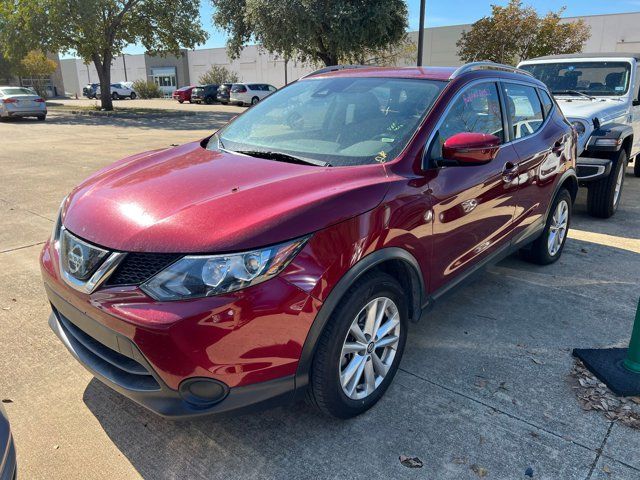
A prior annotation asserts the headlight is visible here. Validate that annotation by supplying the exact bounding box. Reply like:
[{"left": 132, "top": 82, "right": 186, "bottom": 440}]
[
  {"left": 141, "top": 236, "right": 310, "bottom": 300},
  {"left": 571, "top": 121, "right": 586, "bottom": 137},
  {"left": 51, "top": 196, "right": 67, "bottom": 244}
]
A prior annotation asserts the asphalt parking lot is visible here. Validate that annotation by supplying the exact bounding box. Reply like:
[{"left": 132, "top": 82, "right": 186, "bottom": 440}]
[{"left": 0, "top": 108, "right": 639, "bottom": 479}]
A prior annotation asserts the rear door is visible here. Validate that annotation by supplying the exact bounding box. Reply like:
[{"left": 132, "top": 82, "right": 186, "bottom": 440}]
[
  {"left": 501, "top": 82, "right": 570, "bottom": 243},
  {"left": 426, "top": 81, "right": 519, "bottom": 292},
  {"left": 632, "top": 62, "right": 640, "bottom": 157}
]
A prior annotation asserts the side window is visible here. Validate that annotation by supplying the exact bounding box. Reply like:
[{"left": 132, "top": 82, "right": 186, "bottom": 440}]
[
  {"left": 429, "top": 82, "right": 503, "bottom": 162},
  {"left": 504, "top": 83, "right": 544, "bottom": 139},
  {"left": 268, "top": 85, "right": 277, "bottom": 92},
  {"left": 538, "top": 89, "right": 554, "bottom": 117}
]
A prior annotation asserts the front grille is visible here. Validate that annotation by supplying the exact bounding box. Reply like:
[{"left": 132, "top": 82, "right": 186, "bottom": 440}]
[
  {"left": 105, "top": 253, "right": 181, "bottom": 286},
  {"left": 55, "top": 309, "right": 160, "bottom": 391}
]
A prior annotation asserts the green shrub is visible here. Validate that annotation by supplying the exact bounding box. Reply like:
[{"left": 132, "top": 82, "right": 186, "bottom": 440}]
[
  {"left": 132, "top": 79, "right": 162, "bottom": 99},
  {"left": 199, "top": 65, "right": 239, "bottom": 85}
]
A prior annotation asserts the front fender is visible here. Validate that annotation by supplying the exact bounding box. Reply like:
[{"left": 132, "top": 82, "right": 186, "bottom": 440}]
[{"left": 586, "top": 123, "right": 633, "bottom": 153}]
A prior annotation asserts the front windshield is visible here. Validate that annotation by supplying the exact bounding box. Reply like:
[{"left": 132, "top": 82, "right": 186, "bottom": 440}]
[
  {"left": 212, "top": 77, "right": 445, "bottom": 166},
  {"left": 520, "top": 61, "right": 631, "bottom": 96}
]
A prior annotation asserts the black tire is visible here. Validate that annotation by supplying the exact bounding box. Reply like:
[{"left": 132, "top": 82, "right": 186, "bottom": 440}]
[
  {"left": 251, "top": 96, "right": 259, "bottom": 105},
  {"left": 587, "top": 149, "right": 627, "bottom": 218},
  {"left": 178, "top": 100, "right": 184, "bottom": 104},
  {"left": 111, "top": 92, "right": 119, "bottom": 100},
  {"left": 130, "top": 92, "right": 136, "bottom": 100},
  {"left": 521, "top": 188, "right": 572, "bottom": 265},
  {"left": 204, "top": 96, "right": 214, "bottom": 105},
  {"left": 37, "top": 115, "right": 46, "bottom": 121},
  {"left": 634, "top": 155, "right": 640, "bottom": 178},
  {"left": 307, "top": 271, "right": 408, "bottom": 418}
]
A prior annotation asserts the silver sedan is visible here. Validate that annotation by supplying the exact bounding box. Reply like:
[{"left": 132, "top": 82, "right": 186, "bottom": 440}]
[{"left": 0, "top": 86, "right": 47, "bottom": 121}]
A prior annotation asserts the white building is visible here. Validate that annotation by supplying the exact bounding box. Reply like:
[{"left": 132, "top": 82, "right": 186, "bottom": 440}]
[{"left": 60, "top": 11, "right": 640, "bottom": 96}]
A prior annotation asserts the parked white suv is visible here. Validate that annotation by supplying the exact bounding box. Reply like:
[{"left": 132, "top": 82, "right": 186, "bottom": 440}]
[
  {"left": 229, "top": 83, "right": 277, "bottom": 106},
  {"left": 519, "top": 53, "right": 640, "bottom": 218},
  {"left": 96, "top": 83, "right": 137, "bottom": 100}
]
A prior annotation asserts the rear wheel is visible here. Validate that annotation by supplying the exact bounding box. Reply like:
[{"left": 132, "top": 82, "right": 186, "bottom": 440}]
[
  {"left": 129, "top": 92, "right": 136, "bottom": 100},
  {"left": 204, "top": 96, "right": 214, "bottom": 105},
  {"left": 37, "top": 115, "right": 46, "bottom": 121},
  {"left": 111, "top": 92, "right": 119, "bottom": 100},
  {"left": 178, "top": 99, "right": 184, "bottom": 104},
  {"left": 521, "top": 188, "right": 571, "bottom": 265},
  {"left": 251, "top": 96, "right": 259, "bottom": 105},
  {"left": 634, "top": 155, "right": 640, "bottom": 178},
  {"left": 307, "top": 272, "right": 407, "bottom": 418},
  {"left": 587, "top": 149, "right": 627, "bottom": 218}
]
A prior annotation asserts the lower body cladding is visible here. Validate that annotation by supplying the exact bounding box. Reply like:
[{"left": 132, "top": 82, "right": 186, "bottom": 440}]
[{"left": 41, "top": 264, "right": 322, "bottom": 418}]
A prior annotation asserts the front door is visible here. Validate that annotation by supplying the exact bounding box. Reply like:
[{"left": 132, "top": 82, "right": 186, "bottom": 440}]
[{"left": 426, "top": 81, "right": 519, "bottom": 292}]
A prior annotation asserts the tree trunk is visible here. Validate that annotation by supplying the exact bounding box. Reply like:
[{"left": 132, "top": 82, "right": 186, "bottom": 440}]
[{"left": 94, "top": 57, "right": 113, "bottom": 111}]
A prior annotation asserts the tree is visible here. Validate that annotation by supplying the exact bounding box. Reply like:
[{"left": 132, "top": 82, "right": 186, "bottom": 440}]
[
  {"left": 357, "top": 35, "right": 417, "bottom": 67},
  {"left": 19, "top": 49, "right": 57, "bottom": 97},
  {"left": 0, "top": 0, "right": 208, "bottom": 110},
  {"left": 199, "top": 65, "right": 239, "bottom": 85},
  {"left": 457, "top": 0, "right": 590, "bottom": 65},
  {"left": 0, "top": 53, "right": 16, "bottom": 83},
  {"left": 211, "top": 0, "right": 408, "bottom": 67}
]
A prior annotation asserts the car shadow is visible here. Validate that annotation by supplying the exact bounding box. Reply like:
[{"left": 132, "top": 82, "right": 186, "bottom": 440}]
[
  {"left": 570, "top": 171, "right": 639, "bottom": 240},
  {"left": 44, "top": 111, "right": 238, "bottom": 131}
]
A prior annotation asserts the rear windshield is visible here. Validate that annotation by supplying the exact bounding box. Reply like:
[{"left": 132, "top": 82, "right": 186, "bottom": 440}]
[
  {"left": 520, "top": 61, "right": 632, "bottom": 96},
  {"left": 212, "top": 76, "right": 445, "bottom": 167},
  {"left": 1, "top": 87, "right": 35, "bottom": 96}
]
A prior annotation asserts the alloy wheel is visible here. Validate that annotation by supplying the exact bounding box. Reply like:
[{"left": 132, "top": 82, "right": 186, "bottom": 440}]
[
  {"left": 613, "top": 162, "right": 625, "bottom": 207},
  {"left": 339, "top": 297, "right": 401, "bottom": 400},
  {"left": 547, "top": 199, "right": 569, "bottom": 256}
]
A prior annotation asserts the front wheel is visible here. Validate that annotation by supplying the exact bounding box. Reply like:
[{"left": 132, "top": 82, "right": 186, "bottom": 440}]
[
  {"left": 37, "top": 115, "right": 46, "bottom": 121},
  {"left": 587, "top": 150, "right": 627, "bottom": 218},
  {"left": 251, "top": 96, "right": 259, "bottom": 105},
  {"left": 634, "top": 155, "right": 640, "bottom": 178},
  {"left": 129, "top": 92, "right": 136, "bottom": 100},
  {"left": 307, "top": 272, "right": 408, "bottom": 418},
  {"left": 111, "top": 92, "right": 119, "bottom": 100},
  {"left": 521, "top": 188, "right": 572, "bottom": 265}
]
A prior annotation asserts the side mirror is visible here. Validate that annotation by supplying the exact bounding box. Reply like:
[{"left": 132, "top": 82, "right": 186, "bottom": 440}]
[{"left": 442, "top": 132, "right": 501, "bottom": 165}]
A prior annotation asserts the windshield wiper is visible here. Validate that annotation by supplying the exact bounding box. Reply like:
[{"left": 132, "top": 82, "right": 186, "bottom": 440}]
[
  {"left": 552, "top": 90, "right": 595, "bottom": 100},
  {"left": 233, "top": 150, "right": 331, "bottom": 167}
]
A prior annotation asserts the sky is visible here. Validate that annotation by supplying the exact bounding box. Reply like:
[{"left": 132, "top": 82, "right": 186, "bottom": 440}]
[{"left": 65, "top": 0, "right": 640, "bottom": 57}]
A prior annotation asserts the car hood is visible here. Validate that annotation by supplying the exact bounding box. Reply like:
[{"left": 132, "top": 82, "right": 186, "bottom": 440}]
[
  {"left": 62, "top": 141, "right": 390, "bottom": 253},
  {"left": 555, "top": 97, "right": 628, "bottom": 124}
]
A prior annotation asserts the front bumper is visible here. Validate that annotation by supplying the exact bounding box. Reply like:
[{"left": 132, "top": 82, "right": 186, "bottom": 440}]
[
  {"left": 40, "top": 239, "right": 320, "bottom": 418},
  {"left": 47, "top": 288, "right": 295, "bottom": 417},
  {"left": 576, "top": 156, "right": 612, "bottom": 183}
]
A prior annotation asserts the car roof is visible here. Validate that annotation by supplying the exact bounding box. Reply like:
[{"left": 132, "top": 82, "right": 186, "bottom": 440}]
[
  {"left": 302, "top": 66, "right": 456, "bottom": 81},
  {"left": 524, "top": 52, "right": 640, "bottom": 61}
]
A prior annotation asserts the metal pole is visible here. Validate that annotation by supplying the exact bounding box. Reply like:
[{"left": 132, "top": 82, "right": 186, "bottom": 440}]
[
  {"left": 417, "top": 0, "right": 426, "bottom": 66},
  {"left": 123, "top": 54, "right": 128, "bottom": 82},
  {"left": 284, "top": 58, "right": 288, "bottom": 86},
  {"left": 623, "top": 298, "right": 640, "bottom": 373}
]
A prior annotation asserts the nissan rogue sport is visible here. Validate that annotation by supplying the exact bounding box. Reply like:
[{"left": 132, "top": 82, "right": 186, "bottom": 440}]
[{"left": 40, "top": 63, "right": 578, "bottom": 419}]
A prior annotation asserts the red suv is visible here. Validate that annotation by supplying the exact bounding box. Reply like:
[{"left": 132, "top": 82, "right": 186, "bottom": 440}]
[{"left": 41, "top": 63, "right": 577, "bottom": 419}]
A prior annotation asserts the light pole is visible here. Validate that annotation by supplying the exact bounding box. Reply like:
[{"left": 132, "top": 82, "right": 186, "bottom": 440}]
[
  {"left": 417, "top": 0, "right": 426, "bottom": 66},
  {"left": 122, "top": 54, "right": 128, "bottom": 82}
]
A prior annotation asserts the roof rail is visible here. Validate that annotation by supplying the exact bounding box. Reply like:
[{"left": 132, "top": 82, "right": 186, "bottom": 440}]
[
  {"left": 300, "top": 64, "right": 372, "bottom": 79},
  {"left": 449, "top": 61, "right": 533, "bottom": 80}
]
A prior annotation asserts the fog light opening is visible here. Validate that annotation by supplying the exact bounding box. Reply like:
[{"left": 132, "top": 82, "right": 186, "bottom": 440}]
[{"left": 179, "top": 378, "right": 229, "bottom": 408}]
